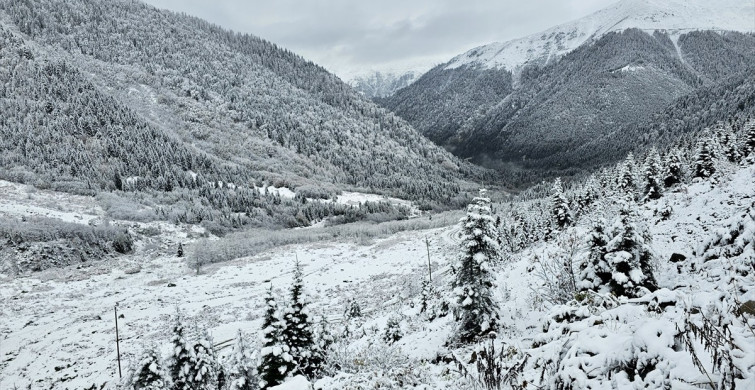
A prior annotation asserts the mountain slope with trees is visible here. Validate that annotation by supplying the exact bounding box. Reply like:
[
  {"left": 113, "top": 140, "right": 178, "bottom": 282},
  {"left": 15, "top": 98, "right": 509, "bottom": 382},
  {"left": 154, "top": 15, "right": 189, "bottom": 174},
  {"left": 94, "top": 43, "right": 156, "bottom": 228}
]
[
  {"left": 0, "top": 0, "right": 487, "bottom": 229},
  {"left": 379, "top": 0, "right": 755, "bottom": 185}
]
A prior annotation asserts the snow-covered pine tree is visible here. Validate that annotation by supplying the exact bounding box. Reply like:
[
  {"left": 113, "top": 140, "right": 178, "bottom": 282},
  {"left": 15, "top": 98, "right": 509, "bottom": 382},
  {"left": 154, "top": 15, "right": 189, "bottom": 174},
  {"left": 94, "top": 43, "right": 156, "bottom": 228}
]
[
  {"left": 383, "top": 315, "right": 403, "bottom": 344},
  {"left": 694, "top": 138, "right": 716, "bottom": 179},
  {"left": 719, "top": 127, "right": 741, "bottom": 163},
  {"left": 190, "top": 328, "right": 217, "bottom": 390},
  {"left": 744, "top": 120, "right": 755, "bottom": 161},
  {"left": 307, "top": 316, "right": 333, "bottom": 378},
  {"left": 641, "top": 148, "right": 663, "bottom": 202},
  {"left": 662, "top": 149, "right": 683, "bottom": 188},
  {"left": 227, "top": 330, "right": 256, "bottom": 390},
  {"left": 124, "top": 347, "right": 165, "bottom": 390},
  {"left": 551, "top": 178, "right": 573, "bottom": 228},
  {"left": 257, "top": 286, "right": 291, "bottom": 389},
  {"left": 577, "top": 221, "right": 610, "bottom": 294},
  {"left": 617, "top": 153, "right": 637, "bottom": 200},
  {"left": 166, "top": 312, "right": 194, "bottom": 390},
  {"left": 452, "top": 189, "right": 500, "bottom": 343},
  {"left": 603, "top": 203, "right": 658, "bottom": 298},
  {"left": 575, "top": 175, "right": 599, "bottom": 215},
  {"left": 281, "top": 259, "right": 318, "bottom": 378}
]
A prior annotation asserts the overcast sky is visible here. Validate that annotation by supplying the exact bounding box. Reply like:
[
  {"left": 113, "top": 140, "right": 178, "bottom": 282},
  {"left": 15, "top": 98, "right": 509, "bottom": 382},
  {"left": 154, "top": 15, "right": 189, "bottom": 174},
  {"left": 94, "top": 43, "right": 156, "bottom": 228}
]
[{"left": 143, "top": 0, "right": 612, "bottom": 79}]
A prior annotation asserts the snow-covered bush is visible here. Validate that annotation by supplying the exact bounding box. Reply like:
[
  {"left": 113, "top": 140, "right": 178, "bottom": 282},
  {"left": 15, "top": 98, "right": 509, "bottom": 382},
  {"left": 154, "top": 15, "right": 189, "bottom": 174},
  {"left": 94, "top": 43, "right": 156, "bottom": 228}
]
[{"left": 122, "top": 347, "right": 165, "bottom": 390}]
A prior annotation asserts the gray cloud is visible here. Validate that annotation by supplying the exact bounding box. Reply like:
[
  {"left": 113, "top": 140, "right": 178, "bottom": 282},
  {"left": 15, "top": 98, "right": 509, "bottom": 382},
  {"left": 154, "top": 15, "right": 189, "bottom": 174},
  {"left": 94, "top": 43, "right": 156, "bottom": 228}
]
[{"left": 143, "top": 0, "right": 611, "bottom": 79}]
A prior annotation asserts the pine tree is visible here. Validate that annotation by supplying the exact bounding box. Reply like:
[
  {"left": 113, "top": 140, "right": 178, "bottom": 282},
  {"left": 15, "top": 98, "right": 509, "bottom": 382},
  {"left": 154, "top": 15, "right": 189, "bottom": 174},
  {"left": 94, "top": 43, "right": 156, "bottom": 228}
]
[
  {"left": 551, "top": 178, "right": 573, "bottom": 228},
  {"left": 662, "top": 149, "right": 682, "bottom": 188},
  {"left": 575, "top": 175, "right": 599, "bottom": 215},
  {"left": 344, "top": 299, "right": 361, "bottom": 319},
  {"left": 744, "top": 120, "right": 755, "bottom": 161},
  {"left": 190, "top": 328, "right": 217, "bottom": 390},
  {"left": 227, "top": 330, "right": 256, "bottom": 390},
  {"left": 281, "top": 260, "right": 318, "bottom": 378},
  {"left": 617, "top": 153, "right": 637, "bottom": 199},
  {"left": 577, "top": 221, "right": 610, "bottom": 294},
  {"left": 452, "top": 189, "right": 500, "bottom": 343},
  {"left": 383, "top": 315, "right": 403, "bottom": 344},
  {"left": 719, "top": 127, "right": 741, "bottom": 163},
  {"left": 641, "top": 148, "right": 663, "bottom": 202},
  {"left": 603, "top": 204, "right": 658, "bottom": 298},
  {"left": 307, "top": 316, "right": 332, "bottom": 378},
  {"left": 257, "top": 286, "right": 291, "bottom": 389},
  {"left": 167, "top": 312, "right": 194, "bottom": 390},
  {"left": 125, "top": 347, "right": 165, "bottom": 390},
  {"left": 694, "top": 138, "right": 716, "bottom": 179}
]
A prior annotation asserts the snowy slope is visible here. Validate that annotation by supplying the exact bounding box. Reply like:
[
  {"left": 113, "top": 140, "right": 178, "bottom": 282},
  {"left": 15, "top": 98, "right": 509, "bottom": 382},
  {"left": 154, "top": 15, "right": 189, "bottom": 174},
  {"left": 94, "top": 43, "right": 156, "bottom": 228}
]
[
  {"left": 446, "top": 0, "right": 755, "bottom": 72},
  {"left": 2, "top": 161, "right": 753, "bottom": 389}
]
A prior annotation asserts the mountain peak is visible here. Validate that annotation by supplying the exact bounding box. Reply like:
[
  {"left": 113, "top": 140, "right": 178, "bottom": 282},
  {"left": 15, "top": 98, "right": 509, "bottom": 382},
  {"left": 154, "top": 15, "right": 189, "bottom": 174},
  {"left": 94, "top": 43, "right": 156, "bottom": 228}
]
[{"left": 446, "top": 0, "right": 755, "bottom": 72}]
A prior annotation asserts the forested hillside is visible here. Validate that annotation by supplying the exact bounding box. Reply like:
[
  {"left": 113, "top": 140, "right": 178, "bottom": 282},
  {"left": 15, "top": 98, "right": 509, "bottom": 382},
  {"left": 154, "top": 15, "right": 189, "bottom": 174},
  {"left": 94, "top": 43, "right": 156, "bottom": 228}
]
[
  {"left": 0, "top": 0, "right": 487, "bottom": 229},
  {"left": 382, "top": 29, "right": 755, "bottom": 185}
]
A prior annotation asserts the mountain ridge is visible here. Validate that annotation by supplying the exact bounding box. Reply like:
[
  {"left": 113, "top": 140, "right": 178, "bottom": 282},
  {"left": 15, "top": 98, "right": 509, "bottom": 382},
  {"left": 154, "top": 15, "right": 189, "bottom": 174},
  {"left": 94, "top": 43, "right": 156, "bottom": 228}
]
[{"left": 446, "top": 0, "right": 755, "bottom": 74}]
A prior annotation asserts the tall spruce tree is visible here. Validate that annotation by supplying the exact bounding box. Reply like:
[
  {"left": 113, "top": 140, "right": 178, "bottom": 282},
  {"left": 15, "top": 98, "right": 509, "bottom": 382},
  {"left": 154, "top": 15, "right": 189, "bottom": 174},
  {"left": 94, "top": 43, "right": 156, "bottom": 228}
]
[
  {"left": 167, "top": 312, "right": 194, "bottom": 390},
  {"left": 551, "top": 178, "right": 573, "bottom": 228},
  {"left": 257, "top": 286, "right": 291, "bottom": 389},
  {"left": 744, "top": 120, "right": 755, "bottom": 161},
  {"left": 190, "top": 328, "right": 217, "bottom": 390},
  {"left": 452, "top": 189, "right": 500, "bottom": 343},
  {"left": 125, "top": 347, "right": 165, "bottom": 390},
  {"left": 641, "top": 148, "right": 663, "bottom": 202},
  {"left": 617, "top": 153, "right": 637, "bottom": 199},
  {"left": 281, "top": 260, "right": 318, "bottom": 378}
]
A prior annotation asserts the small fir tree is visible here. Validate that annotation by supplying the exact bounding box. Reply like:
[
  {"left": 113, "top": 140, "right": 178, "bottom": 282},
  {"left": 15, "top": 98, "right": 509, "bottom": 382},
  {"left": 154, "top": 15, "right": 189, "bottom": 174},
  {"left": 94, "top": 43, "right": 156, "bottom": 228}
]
[
  {"left": 383, "top": 315, "right": 403, "bottom": 344},
  {"left": 551, "top": 178, "right": 573, "bottom": 228},
  {"left": 257, "top": 286, "right": 291, "bottom": 389},
  {"left": 603, "top": 204, "right": 658, "bottom": 298},
  {"left": 227, "top": 330, "right": 256, "bottom": 390},
  {"left": 617, "top": 153, "right": 637, "bottom": 199},
  {"left": 662, "top": 149, "right": 683, "bottom": 187},
  {"left": 125, "top": 347, "right": 165, "bottom": 390},
  {"left": 177, "top": 243, "right": 184, "bottom": 258},
  {"left": 307, "top": 316, "right": 333, "bottom": 378},
  {"left": 452, "top": 189, "right": 501, "bottom": 343},
  {"left": 641, "top": 148, "right": 663, "bottom": 202},
  {"left": 344, "top": 299, "right": 361, "bottom": 319},
  {"left": 281, "top": 260, "right": 318, "bottom": 378},
  {"left": 719, "top": 127, "right": 741, "bottom": 163},
  {"left": 577, "top": 221, "right": 610, "bottom": 294},
  {"left": 694, "top": 138, "right": 716, "bottom": 179}
]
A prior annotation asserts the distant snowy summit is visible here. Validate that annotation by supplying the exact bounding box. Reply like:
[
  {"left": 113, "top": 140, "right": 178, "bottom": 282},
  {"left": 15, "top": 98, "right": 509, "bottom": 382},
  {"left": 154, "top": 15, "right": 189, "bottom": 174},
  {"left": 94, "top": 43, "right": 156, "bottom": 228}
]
[
  {"left": 446, "top": 0, "right": 755, "bottom": 72},
  {"left": 349, "top": 70, "right": 424, "bottom": 98}
]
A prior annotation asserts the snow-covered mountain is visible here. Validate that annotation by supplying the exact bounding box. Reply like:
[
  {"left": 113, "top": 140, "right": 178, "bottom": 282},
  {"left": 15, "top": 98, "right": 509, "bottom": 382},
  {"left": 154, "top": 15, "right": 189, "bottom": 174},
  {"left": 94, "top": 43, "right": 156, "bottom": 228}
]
[
  {"left": 447, "top": 0, "right": 755, "bottom": 73},
  {"left": 380, "top": 0, "right": 755, "bottom": 185},
  {"left": 349, "top": 70, "right": 423, "bottom": 99}
]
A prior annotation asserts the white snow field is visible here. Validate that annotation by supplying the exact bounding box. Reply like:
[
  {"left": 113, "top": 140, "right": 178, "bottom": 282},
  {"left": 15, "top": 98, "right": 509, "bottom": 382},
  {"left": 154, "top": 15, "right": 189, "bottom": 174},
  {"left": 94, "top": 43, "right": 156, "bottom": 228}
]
[{"left": 1, "top": 164, "right": 754, "bottom": 389}]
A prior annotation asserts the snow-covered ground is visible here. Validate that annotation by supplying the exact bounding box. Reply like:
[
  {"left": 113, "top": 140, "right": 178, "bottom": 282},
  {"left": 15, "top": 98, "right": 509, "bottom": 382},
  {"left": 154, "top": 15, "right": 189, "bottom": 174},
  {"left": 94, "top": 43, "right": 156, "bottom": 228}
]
[
  {"left": 1, "top": 165, "right": 753, "bottom": 389},
  {"left": 0, "top": 180, "right": 457, "bottom": 389}
]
